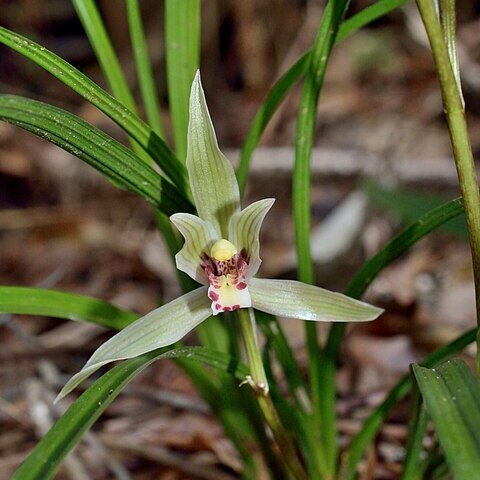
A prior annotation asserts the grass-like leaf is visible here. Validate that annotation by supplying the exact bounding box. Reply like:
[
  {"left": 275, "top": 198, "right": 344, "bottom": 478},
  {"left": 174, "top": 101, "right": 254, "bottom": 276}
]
[
  {"left": 72, "top": 0, "right": 137, "bottom": 113},
  {"left": 413, "top": 360, "right": 480, "bottom": 480},
  {"left": 12, "top": 346, "right": 248, "bottom": 480},
  {"left": 401, "top": 372, "right": 429, "bottom": 479},
  {"left": 0, "top": 287, "right": 137, "bottom": 330},
  {"left": 326, "top": 197, "right": 464, "bottom": 478},
  {"left": 126, "top": 0, "right": 166, "bottom": 138},
  {"left": 0, "top": 27, "right": 188, "bottom": 192},
  {"left": 293, "top": 1, "right": 350, "bottom": 473},
  {"left": 363, "top": 181, "right": 468, "bottom": 238},
  {"left": 0, "top": 95, "right": 193, "bottom": 216},
  {"left": 165, "top": 0, "right": 200, "bottom": 162},
  {"left": 237, "top": 0, "right": 411, "bottom": 195},
  {"left": 340, "top": 329, "right": 476, "bottom": 480}
]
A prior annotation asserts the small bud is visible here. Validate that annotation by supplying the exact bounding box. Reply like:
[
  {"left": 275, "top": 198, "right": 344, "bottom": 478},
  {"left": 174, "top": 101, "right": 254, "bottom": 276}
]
[{"left": 210, "top": 239, "right": 237, "bottom": 261}]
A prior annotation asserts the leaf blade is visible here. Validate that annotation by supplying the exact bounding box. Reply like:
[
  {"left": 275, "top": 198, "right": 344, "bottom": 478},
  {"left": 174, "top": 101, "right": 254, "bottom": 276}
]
[
  {"left": 165, "top": 0, "right": 200, "bottom": 162},
  {"left": 413, "top": 360, "right": 480, "bottom": 479},
  {"left": 340, "top": 329, "right": 476, "bottom": 480},
  {"left": 0, "top": 95, "right": 193, "bottom": 216},
  {"left": 0, "top": 26, "right": 188, "bottom": 192},
  {"left": 126, "top": 0, "right": 165, "bottom": 138},
  {"left": 12, "top": 346, "right": 248, "bottom": 480},
  {"left": 237, "top": 0, "right": 411, "bottom": 195},
  {"left": 0, "top": 286, "right": 137, "bottom": 330}
]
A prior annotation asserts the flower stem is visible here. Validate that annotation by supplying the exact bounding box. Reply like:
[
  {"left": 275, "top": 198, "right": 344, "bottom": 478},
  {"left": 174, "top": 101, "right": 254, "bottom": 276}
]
[
  {"left": 417, "top": 0, "right": 480, "bottom": 372},
  {"left": 237, "top": 308, "right": 307, "bottom": 479}
]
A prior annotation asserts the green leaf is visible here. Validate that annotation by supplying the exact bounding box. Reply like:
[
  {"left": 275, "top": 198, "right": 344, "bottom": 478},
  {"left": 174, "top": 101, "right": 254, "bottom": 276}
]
[
  {"left": 0, "top": 286, "right": 137, "bottom": 330},
  {"left": 187, "top": 72, "right": 240, "bottom": 237},
  {"left": 346, "top": 196, "right": 464, "bottom": 299},
  {"left": 293, "top": 1, "right": 350, "bottom": 472},
  {"left": 126, "top": 0, "right": 166, "bottom": 138},
  {"left": 340, "top": 329, "right": 476, "bottom": 480},
  {"left": 72, "top": 0, "right": 136, "bottom": 113},
  {"left": 0, "top": 95, "right": 193, "bottom": 216},
  {"left": 363, "top": 181, "right": 468, "bottom": 238},
  {"left": 165, "top": 0, "right": 200, "bottom": 162},
  {"left": 237, "top": 0, "right": 411, "bottom": 195},
  {"left": 256, "top": 310, "right": 309, "bottom": 410},
  {"left": 237, "top": 51, "right": 310, "bottom": 195},
  {"left": 0, "top": 26, "right": 188, "bottom": 192},
  {"left": 337, "top": 0, "right": 410, "bottom": 40},
  {"left": 57, "top": 287, "right": 211, "bottom": 400},
  {"left": 413, "top": 360, "right": 480, "bottom": 480},
  {"left": 12, "top": 346, "right": 248, "bottom": 480},
  {"left": 401, "top": 371, "right": 429, "bottom": 480},
  {"left": 322, "top": 196, "right": 467, "bottom": 479},
  {"left": 249, "top": 278, "right": 383, "bottom": 322}
]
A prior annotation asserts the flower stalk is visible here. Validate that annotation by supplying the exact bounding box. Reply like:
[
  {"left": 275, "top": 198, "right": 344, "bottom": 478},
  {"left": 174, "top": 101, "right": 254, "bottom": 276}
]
[
  {"left": 416, "top": 0, "right": 480, "bottom": 372},
  {"left": 237, "top": 308, "right": 307, "bottom": 479}
]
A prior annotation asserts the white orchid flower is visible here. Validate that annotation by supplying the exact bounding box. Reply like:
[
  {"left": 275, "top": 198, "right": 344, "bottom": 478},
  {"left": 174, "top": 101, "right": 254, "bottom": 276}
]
[{"left": 56, "top": 71, "right": 383, "bottom": 401}]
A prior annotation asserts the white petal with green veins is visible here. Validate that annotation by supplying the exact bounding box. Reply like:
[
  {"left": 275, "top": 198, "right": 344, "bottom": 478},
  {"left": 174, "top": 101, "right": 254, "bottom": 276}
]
[
  {"left": 170, "top": 212, "right": 218, "bottom": 284},
  {"left": 56, "top": 287, "right": 211, "bottom": 401},
  {"left": 186, "top": 71, "right": 240, "bottom": 237},
  {"left": 249, "top": 278, "right": 383, "bottom": 322},
  {"left": 229, "top": 198, "right": 275, "bottom": 278}
]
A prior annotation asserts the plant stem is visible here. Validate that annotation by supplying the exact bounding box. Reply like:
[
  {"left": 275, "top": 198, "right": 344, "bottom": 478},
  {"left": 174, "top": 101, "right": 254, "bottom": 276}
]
[
  {"left": 417, "top": 0, "right": 480, "bottom": 372},
  {"left": 238, "top": 308, "right": 307, "bottom": 479}
]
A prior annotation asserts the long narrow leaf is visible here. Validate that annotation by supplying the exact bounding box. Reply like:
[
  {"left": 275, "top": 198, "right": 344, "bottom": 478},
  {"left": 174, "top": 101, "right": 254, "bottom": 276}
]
[
  {"left": 0, "top": 95, "right": 193, "bottom": 216},
  {"left": 0, "top": 287, "right": 137, "bottom": 330},
  {"left": 237, "top": 0, "right": 411, "bottom": 195},
  {"left": 72, "top": 0, "right": 136, "bottom": 112},
  {"left": 340, "top": 329, "right": 476, "bottom": 480},
  {"left": 413, "top": 360, "right": 480, "bottom": 480},
  {"left": 327, "top": 198, "right": 465, "bottom": 478},
  {"left": 401, "top": 371, "right": 429, "bottom": 480},
  {"left": 126, "top": 0, "right": 165, "bottom": 138},
  {"left": 0, "top": 27, "right": 188, "bottom": 192},
  {"left": 165, "top": 0, "right": 200, "bottom": 162},
  {"left": 12, "top": 346, "right": 248, "bottom": 480},
  {"left": 293, "top": 2, "right": 350, "bottom": 473}
]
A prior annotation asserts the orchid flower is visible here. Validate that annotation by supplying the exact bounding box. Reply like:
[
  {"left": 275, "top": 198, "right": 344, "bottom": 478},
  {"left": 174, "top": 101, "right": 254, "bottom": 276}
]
[{"left": 56, "top": 71, "right": 383, "bottom": 401}]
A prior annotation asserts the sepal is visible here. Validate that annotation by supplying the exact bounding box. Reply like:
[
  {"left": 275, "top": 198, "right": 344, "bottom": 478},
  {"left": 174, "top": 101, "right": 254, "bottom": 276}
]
[
  {"left": 186, "top": 71, "right": 240, "bottom": 237},
  {"left": 56, "top": 287, "right": 211, "bottom": 401},
  {"left": 249, "top": 278, "right": 383, "bottom": 322}
]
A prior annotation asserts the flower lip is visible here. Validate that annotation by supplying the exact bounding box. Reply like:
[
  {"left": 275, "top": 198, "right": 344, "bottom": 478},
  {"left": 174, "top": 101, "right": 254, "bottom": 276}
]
[{"left": 202, "top": 247, "right": 252, "bottom": 315}]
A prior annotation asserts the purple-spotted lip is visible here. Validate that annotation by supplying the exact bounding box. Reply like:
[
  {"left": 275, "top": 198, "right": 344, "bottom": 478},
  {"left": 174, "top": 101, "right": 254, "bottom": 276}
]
[{"left": 202, "top": 248, "right": 253, "bottom": 315}]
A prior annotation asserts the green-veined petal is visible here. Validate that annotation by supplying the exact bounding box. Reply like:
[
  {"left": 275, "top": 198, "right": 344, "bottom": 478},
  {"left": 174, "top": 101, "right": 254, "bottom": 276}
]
[
  {"left": 57, "top": 286, "right": 211, "bottom": 401},
  {"left": 249, "top": 278, "right": 383, "bottom": 322},
  {"left": 229, "top": 198, "right": 275, "bottom": 278},
  {"left": 170, "top": 212, "right": 218, "bottom": 284},
  {"left": 186, "top": 71, "right": 240, "bottom": 237}
]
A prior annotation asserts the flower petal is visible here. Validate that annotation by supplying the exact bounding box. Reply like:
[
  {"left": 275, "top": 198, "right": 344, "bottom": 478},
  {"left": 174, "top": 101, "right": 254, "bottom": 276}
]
[
  {"left": 170, "top": 212, "right": 218, "bottom": 284},
  {"left": 249, "top": 278, "right": 383, "bottom": 322},
  {"left": 187, "top": 71, "right": 240, "bottom": 237},
  {"left": 56, "top": 287, "right": 211, "bottom": 401},
  {"left": 229, "top": 198, "right": 275, "bottom": 278}
]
